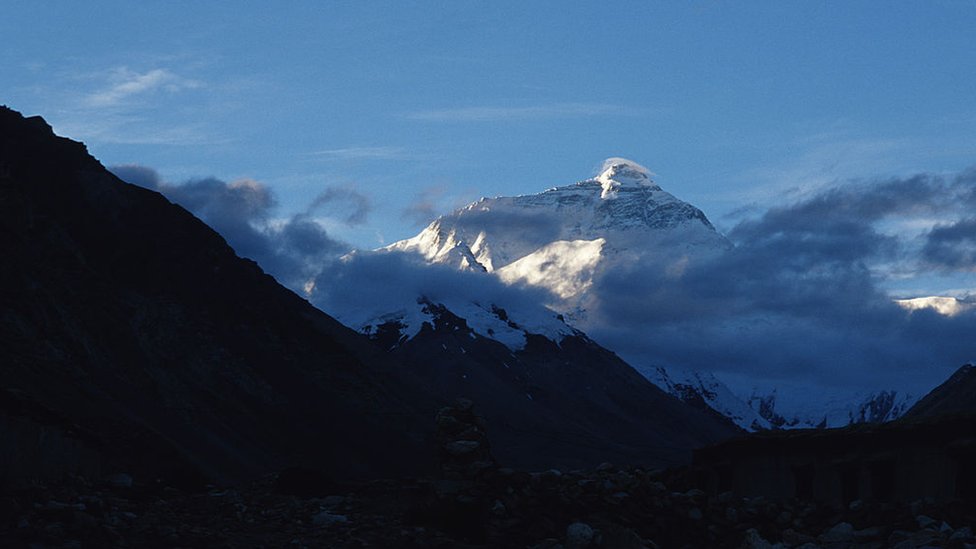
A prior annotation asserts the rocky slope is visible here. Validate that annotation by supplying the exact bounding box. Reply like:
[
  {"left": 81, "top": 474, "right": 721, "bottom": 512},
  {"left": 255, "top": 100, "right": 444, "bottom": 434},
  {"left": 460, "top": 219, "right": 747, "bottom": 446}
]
[{"left": 903, "top": 364, "right": 976, "bottom": 420}]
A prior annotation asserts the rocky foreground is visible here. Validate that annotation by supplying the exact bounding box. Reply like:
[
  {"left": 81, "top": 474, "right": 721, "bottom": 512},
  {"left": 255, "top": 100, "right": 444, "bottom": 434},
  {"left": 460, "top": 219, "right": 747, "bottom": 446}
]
[
  {"left": 2, "top": 402, "right": 974, "bottom": 549},
  {"left": 2, "top": 463, "right": 975, "bottom": 548}
]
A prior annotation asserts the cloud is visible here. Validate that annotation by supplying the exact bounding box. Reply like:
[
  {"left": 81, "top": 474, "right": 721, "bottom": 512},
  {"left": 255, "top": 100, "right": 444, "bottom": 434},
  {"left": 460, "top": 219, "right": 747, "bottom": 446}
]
[
  {"left": 110, "top": 165, "right": 561, "bottom": 340},
  {"left": 41, "top": 66, "right": 213, "bottom": 146},
  {"left": 85, "top": 68, "right": 199, "bottom": 108},
  {"left": 309, "top": 146, "right": 409, "bottom": 160},
  {"left": 577, "top": 167, "right": 976, "bottom": 392},
  {"left": 923, "top": 217, "right": 976, "bottom": 272},
  {"left": 308, "top": 247, "right": 559, "bottom": 335},
  {"left": 306, "top": 187, "right": 371, "bottom": 226},
  {"left": 404, "top": 102, "right": 643, "bottom": 122},
  {"left": 110, "top": 164, "right": 349, "bottom": 293},
  {"left": 401, "top": 186, "right": 448, "bottom": 227}
]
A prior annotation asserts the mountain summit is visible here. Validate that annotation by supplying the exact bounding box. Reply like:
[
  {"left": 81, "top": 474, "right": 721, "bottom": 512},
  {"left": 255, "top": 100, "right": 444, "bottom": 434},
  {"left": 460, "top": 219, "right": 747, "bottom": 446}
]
[
  {"left": 388, "top": 158, "right": 729, "bottom": 305},
  {"left": 595, "top": 158, "right": 657, "bottom": 197}
]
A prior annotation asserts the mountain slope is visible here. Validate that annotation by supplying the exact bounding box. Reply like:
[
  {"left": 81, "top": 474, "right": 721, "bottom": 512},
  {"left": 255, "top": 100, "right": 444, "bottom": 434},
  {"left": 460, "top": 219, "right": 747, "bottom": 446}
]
[
  {"left": 357, "top": 300, "right": 741, "bottom": 470},
  {"left": 0, "top": 107, "right": 435, "bottom": 486},
  {"left": 902, "top": 364, "right": 976, "bottom": 420}
]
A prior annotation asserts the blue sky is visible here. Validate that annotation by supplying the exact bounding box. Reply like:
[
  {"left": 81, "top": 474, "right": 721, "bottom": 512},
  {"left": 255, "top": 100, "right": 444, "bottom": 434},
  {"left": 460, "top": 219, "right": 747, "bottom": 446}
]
[{"left": 4, "top": 2, "right": 975, "bottom": 261}]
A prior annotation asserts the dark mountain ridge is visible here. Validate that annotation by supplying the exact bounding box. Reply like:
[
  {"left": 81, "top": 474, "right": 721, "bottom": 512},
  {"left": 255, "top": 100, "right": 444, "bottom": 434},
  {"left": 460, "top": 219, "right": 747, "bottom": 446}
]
[
  {"left": 902, "top": 363, "right": 976, "bottom": 420},
  {"left": 0, "top": 107, "right": 435, "bottom": 486}
]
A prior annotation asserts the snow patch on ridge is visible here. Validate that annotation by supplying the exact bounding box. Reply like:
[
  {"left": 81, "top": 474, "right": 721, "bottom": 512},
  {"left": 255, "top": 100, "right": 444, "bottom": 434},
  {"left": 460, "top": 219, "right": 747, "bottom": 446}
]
[
  {"left": 342, "top": 297, "right": 575, "bottom": 352},
  {"left": 635, "top": 364, "right": 771, "bottom": 431},
  {"left": 497, "top": 238, "right": 605, "bottom": 299},
  {"left": 740, "top": 383, "right": 919, "bottom": 429}
]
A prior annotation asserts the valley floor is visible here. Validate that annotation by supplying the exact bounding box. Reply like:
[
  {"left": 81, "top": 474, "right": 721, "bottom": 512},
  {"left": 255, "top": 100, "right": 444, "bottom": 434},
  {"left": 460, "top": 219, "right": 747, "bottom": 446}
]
[{"left": 3, "top": 464, "right": 974, "bottom": 549}]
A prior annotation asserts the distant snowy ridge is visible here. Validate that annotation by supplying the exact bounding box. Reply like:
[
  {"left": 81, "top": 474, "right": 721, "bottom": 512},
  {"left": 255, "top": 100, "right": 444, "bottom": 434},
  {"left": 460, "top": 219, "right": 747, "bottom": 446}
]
[
  {"left": 639, "top": 363, "right": 920, "bottom": 432},
  {"left": 635, "top": 364, "right": 771, "bottom": 431},
  {"left": 347, "top": 295, "right": 577, "bottom": 352},
  {"left": 744, "top": 385, "right": 919, "bottom": 429}
]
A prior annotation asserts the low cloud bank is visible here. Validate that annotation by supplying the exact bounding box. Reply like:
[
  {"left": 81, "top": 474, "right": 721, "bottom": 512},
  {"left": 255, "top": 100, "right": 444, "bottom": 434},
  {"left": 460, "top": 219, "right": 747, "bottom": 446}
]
[{"left": 584, "top": 169, "right": 976, "bottom": 392}]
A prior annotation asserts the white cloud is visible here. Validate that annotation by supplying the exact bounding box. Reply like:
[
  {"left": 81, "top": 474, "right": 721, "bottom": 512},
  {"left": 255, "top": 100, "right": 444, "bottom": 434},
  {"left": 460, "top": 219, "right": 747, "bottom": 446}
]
[
  {"left": 309, "top": 146, "right": 409, "bottom": 160},
  {"left": 404, "top": 102, "right": 644, "bottom": 122},
  {"left": 54, "top": 115, "right": 218, "bottom": 146},
  {"left": 85, "top": 68, "right": 199, "bottom": 107}
]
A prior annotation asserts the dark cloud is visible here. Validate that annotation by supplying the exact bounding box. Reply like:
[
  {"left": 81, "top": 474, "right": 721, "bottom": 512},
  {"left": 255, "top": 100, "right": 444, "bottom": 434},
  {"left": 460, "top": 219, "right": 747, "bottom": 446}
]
[
  {"left": 309, "top": 249, "right": 557, "bottom": 325},
  {"left": 401, "top": 187, "right": 447, "bottom": 227},
  {"left": 111, "top": 164, "right": 163, "bottom": 189},
  {"left": 307, "top": 187, "right": 371, "bottom": 226},
  {"left": 110, "top": 165, "right": 349, "bottom": 293},
  {"left": 582, "top": 168, "right": 976, "bottom": 392},
  {"left": 923, "top": 217, "right": 976, "bottom": 271}
]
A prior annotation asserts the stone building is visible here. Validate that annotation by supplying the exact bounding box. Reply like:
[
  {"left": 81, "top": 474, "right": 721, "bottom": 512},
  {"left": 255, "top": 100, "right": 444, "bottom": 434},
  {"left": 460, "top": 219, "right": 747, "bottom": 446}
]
[{"left": 694, "top": 415, "right": 976, "bottom": 506}]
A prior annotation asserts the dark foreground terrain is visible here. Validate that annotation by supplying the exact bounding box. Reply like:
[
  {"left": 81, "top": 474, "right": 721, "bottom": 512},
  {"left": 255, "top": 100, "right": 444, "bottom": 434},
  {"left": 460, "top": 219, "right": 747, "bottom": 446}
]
[
  {"left": 3, "top": 402, "right": 975, "bottom": 549},
  {"left": 3, "top": 460, "right": 974, "bottom": 548}
]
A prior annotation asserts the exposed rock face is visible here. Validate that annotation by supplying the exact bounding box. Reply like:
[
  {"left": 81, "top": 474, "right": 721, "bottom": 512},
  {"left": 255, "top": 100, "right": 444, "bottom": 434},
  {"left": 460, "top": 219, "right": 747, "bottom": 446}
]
[{"left": 0, "top": 106, "right": 435, "bottom": 486}]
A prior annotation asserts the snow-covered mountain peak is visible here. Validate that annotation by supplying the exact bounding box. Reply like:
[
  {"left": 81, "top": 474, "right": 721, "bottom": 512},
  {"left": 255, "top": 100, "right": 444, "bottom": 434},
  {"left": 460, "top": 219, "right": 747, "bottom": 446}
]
[
  {"left": 385, "top": 158, "right": 729, "bottom": 304},
  {"left": 595, "top": 157, "right": 658, "bottom": 198}
]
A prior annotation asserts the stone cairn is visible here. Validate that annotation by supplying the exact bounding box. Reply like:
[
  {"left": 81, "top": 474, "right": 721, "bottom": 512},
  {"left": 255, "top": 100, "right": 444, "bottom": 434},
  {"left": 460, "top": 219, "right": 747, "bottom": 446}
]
[{"left": 434, "top": 398, "right": 496, "bottom": 481}]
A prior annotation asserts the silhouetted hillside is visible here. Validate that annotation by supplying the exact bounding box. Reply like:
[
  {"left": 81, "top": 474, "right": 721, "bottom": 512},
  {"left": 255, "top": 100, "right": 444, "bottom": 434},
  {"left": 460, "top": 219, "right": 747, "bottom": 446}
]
[
  {"left": 903, "top": 364, "right": 976, "bottom": 420},
  {"left": 0, "top": 106, "right": 435, "bottom": 486}
]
